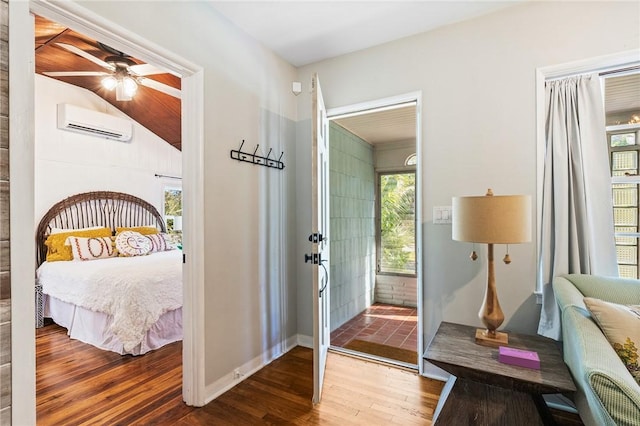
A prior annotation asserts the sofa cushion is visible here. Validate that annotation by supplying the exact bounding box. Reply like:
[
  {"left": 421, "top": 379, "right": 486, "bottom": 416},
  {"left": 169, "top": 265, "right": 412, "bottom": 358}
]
[
  {"left": 584, "top": 297, "right": 640, "bottom": 386},
  {"left": 554, "top": 275, "right": 640, "bottom": 426},
  {"left": 564, "top": 274, "right": 640, "bottom": 305}
]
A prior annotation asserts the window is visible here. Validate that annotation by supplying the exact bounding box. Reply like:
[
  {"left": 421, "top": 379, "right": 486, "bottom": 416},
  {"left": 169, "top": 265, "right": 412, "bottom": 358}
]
[
  {"left": 606, "top": 71, "right": 640, "bottom": 278},
  {"left": 405, "top": 153, "right": 417, "bottom": 166},
  {"left": 609, "top": 125, "right": 640, "bottom": 278},
  {"left": 164, "top": 186, "right": 183, "bottom": 247},
  {"left": 377, "top": 172, "right": 416, "bottom": 275}
]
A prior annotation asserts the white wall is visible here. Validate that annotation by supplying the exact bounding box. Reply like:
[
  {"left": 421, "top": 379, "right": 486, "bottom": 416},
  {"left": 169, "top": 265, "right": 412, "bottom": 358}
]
[
  {"left": 34, "top": 75, "right": 181, "bottom": 222},
  {"left": 296, "top": 1, "right": 640, "bottom": 351}
]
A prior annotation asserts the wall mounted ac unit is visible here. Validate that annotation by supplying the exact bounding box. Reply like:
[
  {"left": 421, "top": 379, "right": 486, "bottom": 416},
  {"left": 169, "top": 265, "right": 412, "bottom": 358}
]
[{"left": 56, "top": 103, "right": 133, "bottom": 142}]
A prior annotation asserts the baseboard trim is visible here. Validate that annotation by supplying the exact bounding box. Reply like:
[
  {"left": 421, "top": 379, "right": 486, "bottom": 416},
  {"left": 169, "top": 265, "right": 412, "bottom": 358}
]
[
  {"left": 297, "top": 334, "right": 312, "bottom": 348},
  {"left": 202, "top": 334, "right": 300, "bottom": 405}
]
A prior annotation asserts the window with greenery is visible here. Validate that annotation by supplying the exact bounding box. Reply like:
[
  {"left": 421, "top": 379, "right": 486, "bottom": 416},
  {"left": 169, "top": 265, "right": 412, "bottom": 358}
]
[
  {"left": 609, "top": 127, "right": 640, "bottom": 278},
  {"left": 164, "top": 187, "right": 183, "bottom": 247},
  {"left": 378, "top": 172, "right": 416, "bottom": 275}
]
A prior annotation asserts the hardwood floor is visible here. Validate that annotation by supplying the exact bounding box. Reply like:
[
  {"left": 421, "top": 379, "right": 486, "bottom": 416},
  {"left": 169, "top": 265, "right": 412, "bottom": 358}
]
[
  {"left": 36, "top": 324, "right": 193, "bottom": 425},
  {"left": 37, "top": 324, "right": 441, "bottom": 425},
  {"left": 37, "top": 324, "right": 583, "bottom": 425}
]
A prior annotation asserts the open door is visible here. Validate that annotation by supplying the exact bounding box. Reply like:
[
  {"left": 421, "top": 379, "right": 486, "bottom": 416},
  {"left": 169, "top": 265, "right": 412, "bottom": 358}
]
[{"left": 311, "top": 73, "right": 331, "bottom": 404}]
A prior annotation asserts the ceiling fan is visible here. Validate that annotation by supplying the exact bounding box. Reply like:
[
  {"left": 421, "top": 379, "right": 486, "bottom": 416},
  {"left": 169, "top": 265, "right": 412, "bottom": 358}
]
[{"left": 43, "top": 42, "right": 181, "bottom": 101}]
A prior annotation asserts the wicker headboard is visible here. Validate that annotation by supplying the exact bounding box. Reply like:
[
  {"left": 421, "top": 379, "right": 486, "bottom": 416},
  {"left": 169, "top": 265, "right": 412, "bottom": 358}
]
[{"left": 36, "top": 191, "right": 166, "bottom": 266}]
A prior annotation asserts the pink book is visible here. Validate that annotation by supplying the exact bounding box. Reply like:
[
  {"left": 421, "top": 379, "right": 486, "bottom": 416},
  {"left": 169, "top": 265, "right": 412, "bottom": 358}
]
[{"left": 498, "top": 346, "right": 540, "bottom": 370}]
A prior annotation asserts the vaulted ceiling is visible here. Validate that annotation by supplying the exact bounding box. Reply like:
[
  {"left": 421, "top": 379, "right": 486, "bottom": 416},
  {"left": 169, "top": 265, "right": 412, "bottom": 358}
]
[{"left": 34, "top": 16, "right": 182, "bottom": 150}]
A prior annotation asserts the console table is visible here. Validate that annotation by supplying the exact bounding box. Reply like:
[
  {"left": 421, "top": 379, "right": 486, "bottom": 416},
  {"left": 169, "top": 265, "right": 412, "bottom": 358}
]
[{"left": 424, "top": 321, "right": 577, "bottom": 425}]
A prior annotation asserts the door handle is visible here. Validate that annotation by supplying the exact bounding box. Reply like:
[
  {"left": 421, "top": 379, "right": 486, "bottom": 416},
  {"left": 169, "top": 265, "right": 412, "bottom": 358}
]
[
  {"left": 308, "top": 233, "right": 325, "bottom": 243},
  {"left": 304, "top": 253, "right": 321, "bottom": 264}
]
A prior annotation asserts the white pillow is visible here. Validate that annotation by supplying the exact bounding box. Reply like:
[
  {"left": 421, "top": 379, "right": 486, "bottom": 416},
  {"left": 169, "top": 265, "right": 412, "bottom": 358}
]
[
  {"left": 115, "top": 231, "right": 152, "bottom": 257},
  {"left": 66, "top": 236, "right": 117, "bottom": 261},
  {"left": 146, "top": 233, "right": 173, "bottom": 253}
]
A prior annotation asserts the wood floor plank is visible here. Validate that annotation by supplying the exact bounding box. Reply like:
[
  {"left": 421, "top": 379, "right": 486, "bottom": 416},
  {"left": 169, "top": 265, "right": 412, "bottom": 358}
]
[{"left": 37, "top": 324, "right": 584, "bottom": 425}]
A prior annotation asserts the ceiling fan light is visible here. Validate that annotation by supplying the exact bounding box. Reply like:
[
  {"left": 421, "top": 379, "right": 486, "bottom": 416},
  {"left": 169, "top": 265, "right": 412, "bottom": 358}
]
[
  {"left": 101, "top": 76, "right": 117, "bottom": 91},
  {"left": 115, "top": 84, "right": 133, "bottom": 101},
  {"left": 122, "top": 76, "right": 138, "bottom": 97}
]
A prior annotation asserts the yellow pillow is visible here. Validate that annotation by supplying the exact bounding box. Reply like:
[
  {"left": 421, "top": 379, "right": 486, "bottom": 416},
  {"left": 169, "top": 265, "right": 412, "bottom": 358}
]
[
  {"left": 44, "top": 227, "right": 112, "bottom": 262},
  {"left": 116, "top": 226, "right": 158, "bottom": 235}
]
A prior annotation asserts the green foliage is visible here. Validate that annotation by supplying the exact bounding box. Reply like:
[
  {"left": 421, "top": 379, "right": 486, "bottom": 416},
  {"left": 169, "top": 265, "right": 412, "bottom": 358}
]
[
  {"left": 380, "top": 173, "right": 416, "bottom": 274},
  {"left": 164, "top": 189, "right": 183, "bottom": 245},
  {"left": 165, "top": 189, "right": 182, "bottom": 216},
  {"left": 611, "top": 133, "right": 636, "bottom": 147}
]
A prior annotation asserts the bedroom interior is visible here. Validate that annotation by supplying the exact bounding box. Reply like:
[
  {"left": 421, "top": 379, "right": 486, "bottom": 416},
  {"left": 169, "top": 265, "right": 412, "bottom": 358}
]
[
  {"left": 4, "top": 1, "right": 640, "bottom": 424},
  {"left": 30, "top": 13, "right": 186, "bottom": 420}
]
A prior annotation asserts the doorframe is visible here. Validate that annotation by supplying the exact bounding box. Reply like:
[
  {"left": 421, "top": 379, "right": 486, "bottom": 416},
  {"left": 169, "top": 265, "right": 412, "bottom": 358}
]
[
  {"left": 326, "top": 91, "right": 424, "bottom": 374},
  {"left": 10, "top": 1, "right": 205, "bottom": 422}
]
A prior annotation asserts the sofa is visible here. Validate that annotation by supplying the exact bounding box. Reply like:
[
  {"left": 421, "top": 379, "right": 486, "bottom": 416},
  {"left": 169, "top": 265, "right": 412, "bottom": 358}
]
[{"left": 554, "top": 274, "right": 640, "bottom": 426}]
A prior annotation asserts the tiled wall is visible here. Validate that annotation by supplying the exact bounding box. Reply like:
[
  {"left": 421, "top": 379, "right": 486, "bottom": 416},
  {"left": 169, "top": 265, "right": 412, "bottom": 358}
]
[
  {"left": 329, "top": 123, "right": 375, "bottom": 331},
  {"left": 0, "top": 0, "right": 10, "bottom": 423}
]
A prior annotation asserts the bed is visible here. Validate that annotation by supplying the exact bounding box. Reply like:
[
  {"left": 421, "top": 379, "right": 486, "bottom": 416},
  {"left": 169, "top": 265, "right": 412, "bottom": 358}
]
[{"left": 35, "top": 191, "right": 182, "bottom": 355}]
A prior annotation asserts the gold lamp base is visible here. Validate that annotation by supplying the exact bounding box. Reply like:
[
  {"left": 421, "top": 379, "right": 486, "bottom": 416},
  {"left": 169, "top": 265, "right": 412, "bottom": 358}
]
[{"left": 475, "top": 328, "right": 509, "bottom": 348}]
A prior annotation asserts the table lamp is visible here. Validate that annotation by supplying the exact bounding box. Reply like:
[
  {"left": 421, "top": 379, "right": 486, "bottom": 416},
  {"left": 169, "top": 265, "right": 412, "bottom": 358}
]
[{"left": 452, "top": 189, "right": 531, "bottom": 347}]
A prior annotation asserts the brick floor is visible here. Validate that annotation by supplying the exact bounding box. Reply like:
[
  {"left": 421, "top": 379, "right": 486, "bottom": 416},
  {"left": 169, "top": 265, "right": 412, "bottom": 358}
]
[{"left": 330, "top": 303, "right": 418, "bottom": 356}]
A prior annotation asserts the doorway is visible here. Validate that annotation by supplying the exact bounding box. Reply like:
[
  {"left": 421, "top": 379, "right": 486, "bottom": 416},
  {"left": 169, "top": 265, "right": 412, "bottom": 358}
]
[
  {"left": 326, "top": 95, "right": 422, "bottom": 369},
  {"left": 11, "top": 3, "right": 205, "bottom": 421},
  {"left": 33, "top": 10, "right": 184, "bottom": 413}
]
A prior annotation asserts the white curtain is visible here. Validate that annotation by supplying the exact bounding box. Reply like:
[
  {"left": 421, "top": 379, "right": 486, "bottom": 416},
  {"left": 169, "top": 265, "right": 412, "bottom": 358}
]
[{"left": 537, "top": 74, "right": 618, "bottom": 340}]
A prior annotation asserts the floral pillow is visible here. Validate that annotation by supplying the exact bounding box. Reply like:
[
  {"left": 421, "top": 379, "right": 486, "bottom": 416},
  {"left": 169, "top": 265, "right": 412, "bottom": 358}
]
[
  {"left": 115, "top": 231, "right": 152, "bottom": 257},
  {"left": 584, "top": 297, "right": 640, "bottom": 384},
  {"left": 66, "top": 236, "right": 117, "bottom": 261}
]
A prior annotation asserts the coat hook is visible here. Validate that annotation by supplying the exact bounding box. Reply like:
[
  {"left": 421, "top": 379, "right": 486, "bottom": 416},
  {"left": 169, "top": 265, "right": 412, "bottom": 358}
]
[{"left": 230, "top": 140, "right": 285, "bottom": 171}]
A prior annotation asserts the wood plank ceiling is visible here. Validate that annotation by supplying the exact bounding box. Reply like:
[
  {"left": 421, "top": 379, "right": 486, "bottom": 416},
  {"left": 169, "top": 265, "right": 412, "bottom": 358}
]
[
  {"left": 34, "top": 16, "right": 182, "bottom": 150},
  {"left": 332, "top": 104, "right": 416, "bottom": 145}
]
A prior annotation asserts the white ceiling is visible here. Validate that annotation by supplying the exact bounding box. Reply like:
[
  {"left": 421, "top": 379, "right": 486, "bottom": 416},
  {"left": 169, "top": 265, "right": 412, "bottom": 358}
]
[{"left": 210, "top": 1, "right": 525, "bottom": 67}]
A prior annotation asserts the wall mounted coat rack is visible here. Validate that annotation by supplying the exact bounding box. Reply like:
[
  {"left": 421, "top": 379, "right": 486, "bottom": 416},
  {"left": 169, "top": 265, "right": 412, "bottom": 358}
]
[{"left": 230, "top": 140, "right": 285, "bottom": 170}]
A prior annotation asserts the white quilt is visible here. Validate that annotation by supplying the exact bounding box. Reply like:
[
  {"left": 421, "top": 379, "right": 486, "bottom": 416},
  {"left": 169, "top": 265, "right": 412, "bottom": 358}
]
[{"left": 37, "top": 250, "right": 182, "bottom": 352}]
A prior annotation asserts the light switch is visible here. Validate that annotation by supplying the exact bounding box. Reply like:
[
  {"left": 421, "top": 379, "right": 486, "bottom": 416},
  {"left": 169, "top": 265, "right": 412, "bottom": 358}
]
[{"left": 433, "top": 206, "right": 452, "bottom": 224}]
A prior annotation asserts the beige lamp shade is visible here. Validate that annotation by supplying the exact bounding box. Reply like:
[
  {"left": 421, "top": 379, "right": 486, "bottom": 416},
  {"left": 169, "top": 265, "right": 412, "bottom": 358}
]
[{"left": 452, "top": 192, "right": 531, "bottom": 244}]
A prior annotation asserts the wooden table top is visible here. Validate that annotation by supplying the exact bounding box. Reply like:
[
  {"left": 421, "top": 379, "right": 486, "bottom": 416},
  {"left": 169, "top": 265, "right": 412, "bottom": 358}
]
[{"left": 424, "top": 322, "right": 576, "bottom": 395}]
